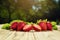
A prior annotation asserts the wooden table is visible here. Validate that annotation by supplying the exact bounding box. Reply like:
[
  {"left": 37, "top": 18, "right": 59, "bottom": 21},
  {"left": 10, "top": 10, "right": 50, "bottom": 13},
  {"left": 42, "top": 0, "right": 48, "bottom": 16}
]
[{"left": 0, "top": 25, "right": 60, "bottom": 40}]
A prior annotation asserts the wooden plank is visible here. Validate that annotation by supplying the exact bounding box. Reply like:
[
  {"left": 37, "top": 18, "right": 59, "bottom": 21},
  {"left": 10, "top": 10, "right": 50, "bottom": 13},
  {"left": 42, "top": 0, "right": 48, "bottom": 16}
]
[
  {"left": 0, "top": 24, "right": 3, "bottom": 29},
  {"left": 0, "top": 29, "right": 5, "bottom": 33},
  {"left": 4, "top": 31, "right": 16, "bottom": 40},
  {"left": 41, "top": 31, "right": 54, "bottom": 40},
  {"left": 0, "top": 30, "right": 12, "bottom": 40},
  {"left": 0, "top": 28, "right": 60, "bottom": 40},
  {"left": 47, "top": 30, "right": 60, "bottom": 40},
  {"left": 33, "top": 32, "right": 47, "bottom": 40},
  {"left": 19, "top": 32, "right": 29, "bottom": 40},
  {"left": 33, "top": 31, "right": 60, "bottom": 40},
  {"left": 27, "top": 32, "right": 35, "bottom": 40},
  {"left": 13, "top": 32, "right": 25, "bottom": 40},
  {"left": 0, "top": 29, "right": 10, "bottom": 36},
  {"left": 33, "top": 31, "right": 56, "bottom": 40}
]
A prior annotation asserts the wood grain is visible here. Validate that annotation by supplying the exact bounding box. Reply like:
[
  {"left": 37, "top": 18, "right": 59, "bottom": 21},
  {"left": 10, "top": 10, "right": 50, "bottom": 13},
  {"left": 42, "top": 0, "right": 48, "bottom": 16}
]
[{"left": 0, "top": 25, "right": 60, "bottom": 40}]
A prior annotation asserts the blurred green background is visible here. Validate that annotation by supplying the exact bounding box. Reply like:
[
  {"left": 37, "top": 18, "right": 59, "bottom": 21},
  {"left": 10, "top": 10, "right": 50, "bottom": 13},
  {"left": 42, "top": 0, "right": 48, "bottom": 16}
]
[{"left": 0, "top": 0, "right": 60, "bottom": 23}]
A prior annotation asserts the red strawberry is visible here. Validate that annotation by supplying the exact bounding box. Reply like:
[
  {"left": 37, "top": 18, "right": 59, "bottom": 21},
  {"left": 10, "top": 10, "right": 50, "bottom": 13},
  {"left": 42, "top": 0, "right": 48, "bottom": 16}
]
[
  {"left": 47, "top": 21, "right": 52, "bottom": 31},
  {"left": 17, "top": 22, "right": 26, "bottom": 31},
  {"left": 38, "top": 21, "right": 47, "bottom": 31},
  {"left": 23, "top": 24, "right": 33, "bottom": 31},
  {"left": 10, "top": 22, "right": 18, "bottom": 30},
  {"left": 33, "top": 24, "right": 41, "bottom": 31}
]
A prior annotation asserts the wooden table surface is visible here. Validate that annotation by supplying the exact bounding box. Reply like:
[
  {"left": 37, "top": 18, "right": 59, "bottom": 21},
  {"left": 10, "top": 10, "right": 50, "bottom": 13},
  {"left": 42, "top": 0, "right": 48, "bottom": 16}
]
[{"left": 0, "top": 25, "right": 60, "bottom": 40}]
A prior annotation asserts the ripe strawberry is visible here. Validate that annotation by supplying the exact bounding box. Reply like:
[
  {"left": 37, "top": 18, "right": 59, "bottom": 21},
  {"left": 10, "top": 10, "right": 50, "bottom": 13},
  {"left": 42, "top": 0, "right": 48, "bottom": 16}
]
[
  {"left": 17, "top": 22, "right": 26, "bottom": 31},
  {"left": 23, "top": 24, "right": 33, "bottom": 31},
  {"left": 37, "top": 19, "right": 47, "bottom": 31},
  {"left": 47, "top": 21, "right": 52, "bottom": 31},
  {"left": 38, "top": 21, "right": 47, "bottom": 31},
  {"left": 33, "top": 24, "right": 41, "bottom": 31},
  {"left": 10, "top": 22, "right": 18, "bottom": 30}
]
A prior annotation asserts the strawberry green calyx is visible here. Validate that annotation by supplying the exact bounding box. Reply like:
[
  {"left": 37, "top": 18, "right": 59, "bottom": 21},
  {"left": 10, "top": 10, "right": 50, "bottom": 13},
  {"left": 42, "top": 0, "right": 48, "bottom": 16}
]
[
  {"left": 10, "top": 20, "right": 23, "bottom": 24},
  {"left": 51, "top": 21, "right": 57, "bottom": 26},
  {"left": 43, "top": 19, "right": 47, "bottom": 22},
  {"left": 37, "top": 19, "right": 42, "bottom": 24},
  {"left": 37, "top": 19, "right": 47, "bottom": 24},
  {"left": 26, "top": 22, "right": 33, "bottom": 25},
  {"left": 2, "top": 23, "right": 10, "bottom": 30},
  {"left": 53, "top": 25, "right": 58, "bottom": 30}
]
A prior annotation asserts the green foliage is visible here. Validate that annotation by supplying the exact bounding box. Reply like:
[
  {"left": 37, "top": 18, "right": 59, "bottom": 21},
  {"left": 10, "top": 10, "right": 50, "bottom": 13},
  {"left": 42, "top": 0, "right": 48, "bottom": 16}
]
[
  {"left": 0, "top": 9, "right": 9, "bottom": 18},
  {"left": 0, "top": 0, "right": 59, "bottom": 23},
  {"left": 11, "top": 12, "right": 19, "bottom": 20}
]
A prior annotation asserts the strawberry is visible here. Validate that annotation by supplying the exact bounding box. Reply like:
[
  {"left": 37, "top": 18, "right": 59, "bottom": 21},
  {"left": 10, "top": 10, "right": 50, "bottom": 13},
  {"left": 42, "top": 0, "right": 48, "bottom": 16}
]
[
  {"left": 47, "top": 21, "right": 52, "bottom": 31},
  {"left": 38, "top": 22, "right": 47, "bottom": 31},
  {"left": 17, "top": 22, "right": 26, "bottom": 31},
  {"left": 37, "top": 19, "right": 47, "bottom": 31},
  {"left": 10, "top": 22, "right": 18, "bottom": 30},
  {"left": 33, "top": 24, "right": 41, "bottom": 31},
  {"left": 23, "top": 24, "right": 33, "bottom": 31}
]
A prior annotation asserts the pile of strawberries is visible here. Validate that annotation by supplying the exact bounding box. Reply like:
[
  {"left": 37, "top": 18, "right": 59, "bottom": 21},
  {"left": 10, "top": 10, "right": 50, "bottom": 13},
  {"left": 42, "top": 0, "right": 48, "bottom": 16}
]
[{"left": 10, "top": 19, "right": 52, "bottom": 31}]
